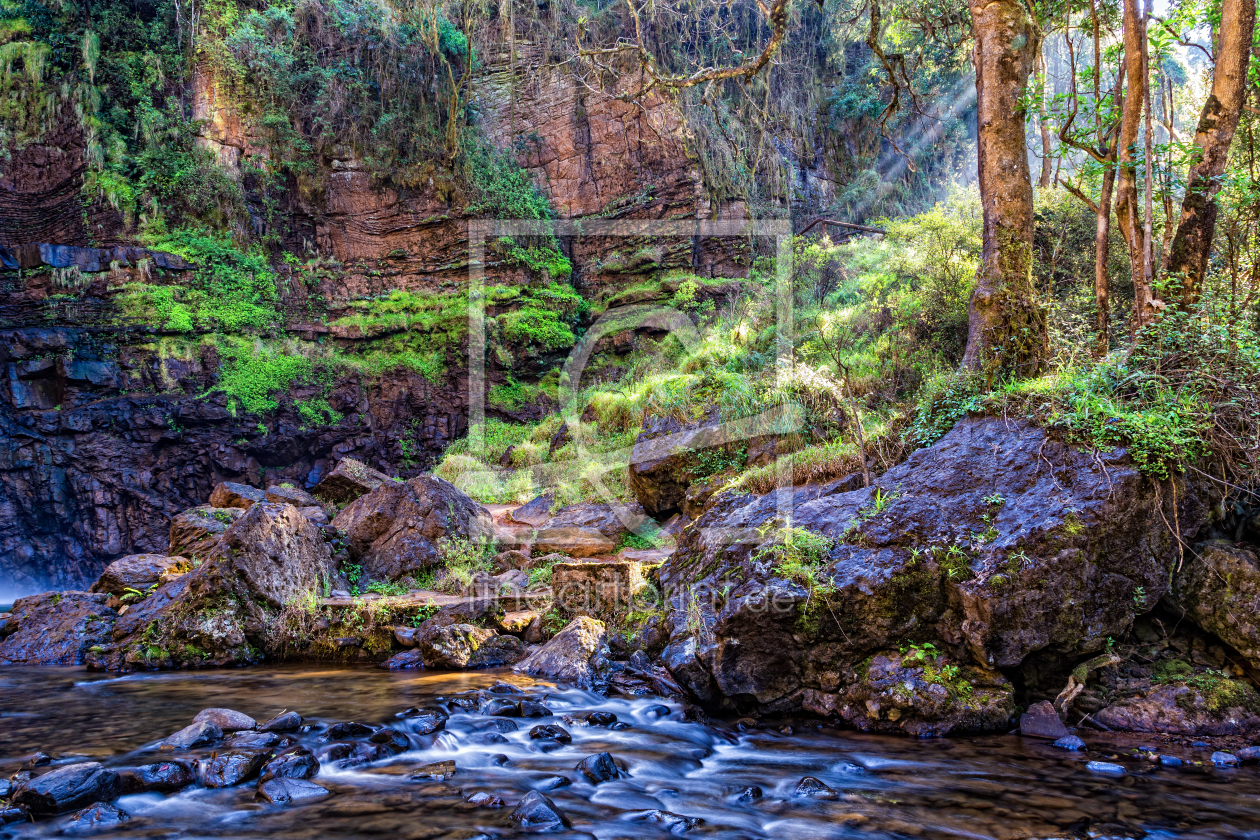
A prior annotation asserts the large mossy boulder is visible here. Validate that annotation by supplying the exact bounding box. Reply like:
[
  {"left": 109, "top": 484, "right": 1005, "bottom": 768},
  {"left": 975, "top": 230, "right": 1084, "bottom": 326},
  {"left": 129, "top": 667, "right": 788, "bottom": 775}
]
[
  {"left": 1168, "top": 540, "right": 1260, "bottom": 670},
  {"left": 331, "top": 474, "right": 493, "bottom": 581},
  {"left": 659, "top": 416, "right": 1207, "bottom": 714},
  {"left": 0, "top": 592, "right": 117, "bottom": 665},
  {"left": 93, "top": 502, "right": 334, "bottom": 671}
]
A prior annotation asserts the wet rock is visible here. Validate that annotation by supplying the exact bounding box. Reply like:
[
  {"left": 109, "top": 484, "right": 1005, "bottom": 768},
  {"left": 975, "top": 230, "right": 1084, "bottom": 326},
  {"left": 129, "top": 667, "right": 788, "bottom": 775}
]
[
  {"left": 510, "top": 790, "right": 572, "bottom": 829},
  {"left": 394, "top": 626, "right": 419, "bottom": 647},
  {"left": 167, "top": 506, "right": 243, "bottom": 559},
  {"left": 331, "top": 475, "right": 493, "bottom": 581},
  {"left": 402, "top": 709, "right": 447, "bottom": 735},
  {"left": 533, "top": 502, "right": 650, "bottom": 557},
  {"left": 118, "top": 761, "right": 195, "bottom": 794},
  {"left": 160, "top": 720, "right": 222, "bottom": 750},
  {"left": 260, "top": 746, "right": 319, "bottom": 782},
  {"left": 416, "top": 624, "right": 527, "bottom": 669},
  {"left": 209, "top": 481, "right": 267, "bottom": 510},
  {"left": 1169, "top": 541, "right": 1260, "bottom": 671},
  {"left": 583, "top": 711, "right": 617, "bottom": 726},
  {"left": 0, "top": 806, "right": 25, "bottom": 824},
  {"left": 62, "top": 802, "right": 128, "bottom": 834},
  {"left": 369, "top": 728, "right": 411, "bottom": 755},
  {"left": 259, "top": 711, "right": 303, "bottom": 732},
  {"left": 733, "top": 785, "right": 762, "bottom": 803},
  {"left": 1095, "top": 680, "right": 1260, "bottom": 736},
  {"left": 26, "top": 753, "right": 50, "bottom": 767},
  {"left": 1053, "top": 735, "right": 1086, "bottom": 751},
  {"left": 660, "top": 416, "right": 1205, "bottom": 714},
  {"left": 466, "top": 791, "right": 505, "bottom": 807},
  {"left": 1020, "top": 701, "right": 1070, "bottom": 740},
  {"left": 809, "top": 649, "right": 1015, "bottom": 737},
  {"left": 11, "top": 763, "right": 120, "bottom": 815},
  {"left": 515, "top": 616, "right": 610, "bottom": 690},
  {"left": 227, "top": 731, "right": 281, "bottom": 750},
  {"left": 575, "top": 752, "right": 620, "bottom": 784},
  {"left": 1212, "top": 751, "right": 1239, "bottom": 766},
  {"left": 265, "top": 484, "right": 322, "bottom": 508},
  {"left": 0, "top": 592, "right": 115, "bottom": 666},
  {"left": 488, "top": 754, "right": 511, "bottom": 766},
  {"left": 644, "top": 704, "right": 671, "bottom": 718},
  {"left": 520, "top": 700, "right": 551, "bottom": 717},
  {"left": 90, "top": 554, "right": 188, "bottom": 597},
  {"left": 529, "top": 725, "right": 571, "bottom": 743},
  {"left": 381, "top": 649, "right": 426, "bottom": 669},
  {"left": 1237, "top": 746, "right": 1260, "bottom": 763},
  {"left": 313, "top": 457, "right": 391, "bottom": 504},
  {"left": 634, "top": 810, "right": 701, "bottom": 833},
  {"left": 318, "top": 742, "right": 381, "bottom": 768},
  {"left": 475, "top": 733, "right": 509, "bottom": 745},
  {"left": 0, "top": 778, "right": 10, "bottom": 798},
  {"left": 534, "top": 775, "right": 570, "bottom": 790},
  {"left": 211, "top": 504, "right": 334, "bottom": 610},
  {"left": 1085, "top": 761, "right": 1126, "bottom": 775},
  {"left": 510, "top": 493, "right": 555, "bottom": 528},
  {"left": 257, "top": 778, "right": 330, "bottom": 804},
  {"left": 410, "top": 761, "right": 456, "bottom": 780},
  {"left": 199, "top": 751, "right": 267, "bottom": 787},
  {"left": 794, "top": 776, "right": 838, "bottom": 800},
  {"left": 325, "top": 721, "right": 374, "bottom": 739},
  {"left": 194, "top": 708, "right": 256, "bottom": 732},
  {"left": 1159, "top": 755, "right": 1184, "bottom": 767}
]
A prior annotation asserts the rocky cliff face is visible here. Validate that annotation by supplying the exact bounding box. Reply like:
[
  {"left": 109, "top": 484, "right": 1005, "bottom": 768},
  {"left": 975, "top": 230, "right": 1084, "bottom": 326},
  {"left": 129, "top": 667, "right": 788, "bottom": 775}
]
[{"left": 0, "top": 18, "right": 752, "bottom": 590}]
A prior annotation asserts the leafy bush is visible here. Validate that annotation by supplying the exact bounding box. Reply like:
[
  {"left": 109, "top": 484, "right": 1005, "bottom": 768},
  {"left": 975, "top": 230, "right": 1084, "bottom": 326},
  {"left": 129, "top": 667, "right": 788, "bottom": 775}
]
[{"left": 215, "top": 339, "right": 312, "bottom": 415}]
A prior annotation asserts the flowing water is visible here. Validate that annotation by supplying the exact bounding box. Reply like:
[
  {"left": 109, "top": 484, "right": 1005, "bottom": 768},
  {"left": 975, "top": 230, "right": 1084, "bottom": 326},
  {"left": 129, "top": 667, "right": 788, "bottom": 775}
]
[{"left": 0, "top": 665, "right": 1258, "bottom": 839}]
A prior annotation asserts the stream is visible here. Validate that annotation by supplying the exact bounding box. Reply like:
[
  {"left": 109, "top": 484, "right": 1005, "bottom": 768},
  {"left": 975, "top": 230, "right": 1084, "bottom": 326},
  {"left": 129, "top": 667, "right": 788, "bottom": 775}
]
[{"left": 1, "top": 665, "right": 1258, "bottom": 839}]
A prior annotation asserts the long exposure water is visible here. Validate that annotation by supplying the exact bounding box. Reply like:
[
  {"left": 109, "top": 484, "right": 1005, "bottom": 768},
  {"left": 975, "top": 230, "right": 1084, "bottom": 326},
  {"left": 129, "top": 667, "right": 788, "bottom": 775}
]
[{"left": 0, "top": 665, "right": 1258, "bottom": 839}]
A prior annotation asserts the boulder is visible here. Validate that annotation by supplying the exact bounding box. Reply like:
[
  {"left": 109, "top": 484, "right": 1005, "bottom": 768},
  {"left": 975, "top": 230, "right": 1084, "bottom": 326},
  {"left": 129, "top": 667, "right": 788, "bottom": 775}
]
[
  {"left": 265, "top": 484, "right": 322, "bottom": 508},
  {"left": 0, "top": 592, "right": 116, "bottom": 666},
  {"left": 159, "top": 720, "right": 222, "bottom": 750},
  {"left": 299, "top": 506, "right": 329, "bottom": 526},
  {"left": 1095, "top": 678, "right": 1260, "bottom": 736},
  {"left": 330, "top": 475, "right": 493, "bottom": 581},
  {"left": 260, "top": 746, "right": 319, "bottom": 782},
  {"left": 514, "top": 616, "right": 610, "bottom": 690},
  {"left": 498, "top": 610, "right": 540, "bottom": 635},
  {"left": 313, "top": 457, "right": 391, "bottom": 503},
  {"left": 510, "top": 493, "right": 555, "bottom": 527},
  {"left": 532, "top": 502, "right": 650, "bottom": 558},
  {"left": 63, "top": 802, "right": 128, "bottom": 834},
  {"left": 259, "top": 711, "right": 302, "bottom": 732},
  {"left": 209, "top": 481, "right": 267, "bottom": 510},
  {"left": 11, "top": 763, "right": 120, "bottom": 815},
  {"left": 575, "top": 752, "right": 620, "bottom": 784},
  {"left": 628, "top": 414, "right": 763, "bottom": 516},
  {"left": 1019, "top": 700, "right": 1070, "bottom": 740},
  {"left": 91, "top": 554, "right": 188, "bottom": 597},
  {"left": 100, "top": 502, "right": 334, "bottom": 670},
  {"left": 194, "top": 708, "right": 256, "bottom": 731},
  {"left": 1169, "top": 541, "right": 1260, "bottom": 670},
  {"left": 257, "top": 778, "right": 330, "bottom": 805},
  {"left": 227, "top": 731, "right": 278, "bottom": 751},
  {"left": 199, "top": 751, "right": 267, "bottom": 787},
  {"left": 658, "top": 416, "right": 1206, "bottom": 714},
  {"left": 379, "top": 649, "right": 426, "bottom": 670},
  {"left": 416, "top": 624, "right": 527, "bottom": 669},
  {"left": 552, "top": 558, "right": 651, "bottom": 615},
  {"left": 118, "top": 761, "right": 195, "bottom": 794},
  {"left": 802, "top": 649, "right": 1015, "bottom": 737},
  {"left": 510, "top": 791, "right": 571, "bottom": 829}
]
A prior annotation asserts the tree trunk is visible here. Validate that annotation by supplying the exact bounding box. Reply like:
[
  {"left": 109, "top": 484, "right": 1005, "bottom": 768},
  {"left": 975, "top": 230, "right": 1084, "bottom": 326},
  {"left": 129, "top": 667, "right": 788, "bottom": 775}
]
[
  {"left": 961, "top": 0, "right": 1047, "bottom": 377},
  {"left": 1162, "top": 0, "right": 1257, "bottom": 309},
  {"left": 1095, "top": 166, "right": 1118, "bottom": 355},
  {"left": 1115, "top": 0, "right": 1151, "bottom": 330},
  {"left": 1037, "top": 49, "right": 1054, "bottom": 188}
]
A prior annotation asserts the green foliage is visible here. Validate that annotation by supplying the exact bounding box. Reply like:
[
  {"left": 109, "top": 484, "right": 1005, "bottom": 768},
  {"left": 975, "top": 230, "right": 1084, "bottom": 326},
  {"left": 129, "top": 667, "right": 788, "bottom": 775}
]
[
  {"left": 461, "top": 136, "right": 553, "bottom": 219},
  {"left": 366, "top": 579, "right": 409, "bottom": 597},
  {"left": 214, "top": 338, "right": 312, "bottom": 415},
  {"left": 617, "top": 530, "right": 661, "bottom": 551},
  {"left": 435, "top": 535, "right": 494, "bottom": 593},
  {"left": 296, "top": 397, "right": 342, "bottom": 428},
  {"left": 898, "top": 641, "right": 974, "bottom": 699},
  {"left": 754, "top": 524, "right": 835, "bottom": 592},
  {"left": 499, "top": 307, "right": 575, "bottom": 353}
]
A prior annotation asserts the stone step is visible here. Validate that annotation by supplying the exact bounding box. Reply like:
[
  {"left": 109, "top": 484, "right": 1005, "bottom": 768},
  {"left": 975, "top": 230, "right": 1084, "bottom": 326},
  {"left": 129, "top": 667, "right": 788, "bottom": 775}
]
[{"left": 319, "top": 589, "right": 552, "bottom": 611}]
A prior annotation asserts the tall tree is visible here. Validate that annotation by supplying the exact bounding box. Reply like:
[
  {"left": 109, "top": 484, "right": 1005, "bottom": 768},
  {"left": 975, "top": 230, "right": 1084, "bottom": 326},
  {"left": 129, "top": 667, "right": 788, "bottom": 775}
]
[
  {"left": 961, "top": 0, "right": 1048, "bottom": 376},
  {"left": 1114, "top": 0, "right": 1154, "bottom": 330},
  {"left": 1162, "top": 0, "right": 1258, "bottom": 308},
  {"left": 1057, "top": 0, "right": 1125, "bottom": 356}
]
